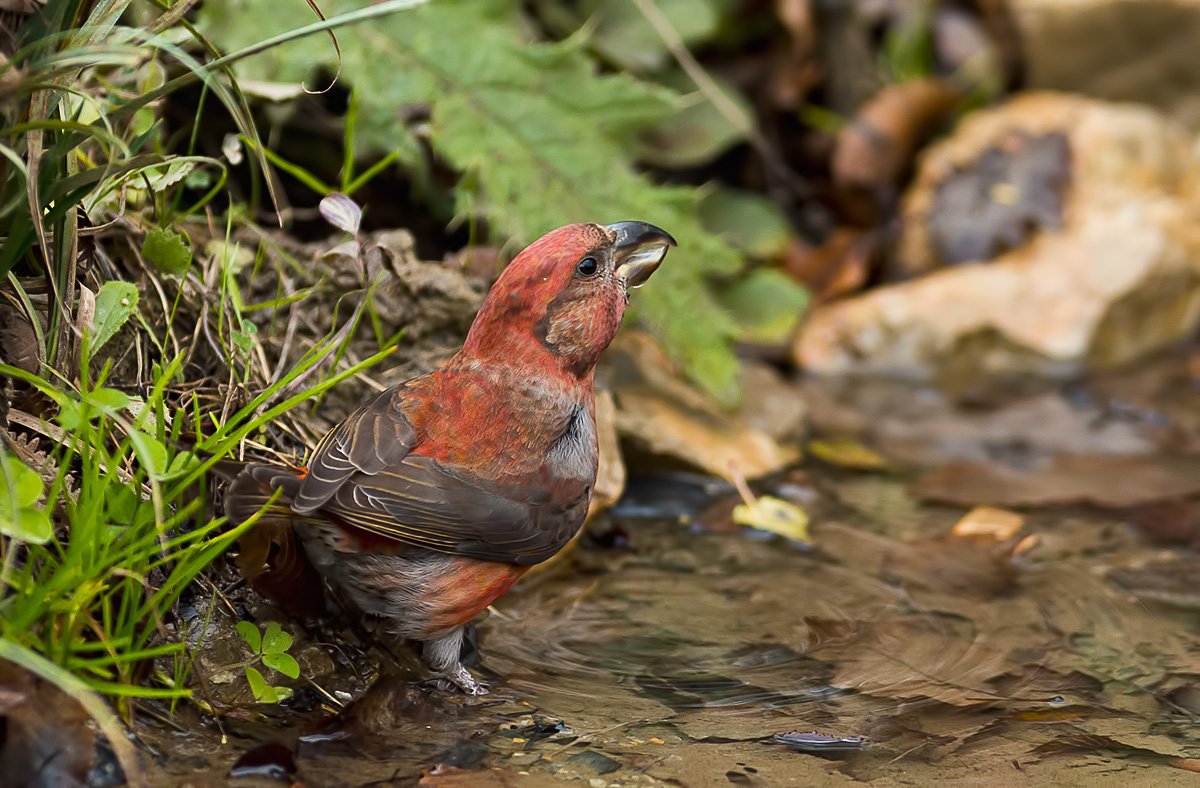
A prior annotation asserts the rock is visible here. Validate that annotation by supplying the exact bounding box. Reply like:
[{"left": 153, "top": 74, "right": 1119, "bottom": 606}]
[
  {"left": 604, "top": 332, "right": 801, "bottom": 481},
  {"left": 795, "top": 93, "right": 1200, "bottom": 382},
  {"left": 1014, "top": 0, "right": 1200, "bottom": 129}
]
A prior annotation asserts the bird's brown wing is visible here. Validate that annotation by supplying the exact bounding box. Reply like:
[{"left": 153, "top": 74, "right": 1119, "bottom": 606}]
[
  {"left": 321, "top": 455, "right": 588, "bottom": 566},
  {"left": 292, "top": 385, "right": 417, "bottom": 514}
]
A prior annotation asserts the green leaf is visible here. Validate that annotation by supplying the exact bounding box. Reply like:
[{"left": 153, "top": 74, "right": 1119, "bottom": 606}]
[
  {"left": 236, "top": 621, "right": 262, "bottom": 654},
  {"left": 91, "top": 281, "right": 138, "bottom": 352},
  {"left": 717, "top": 268, "right": 810, "bottom": 346},
  {"left": 103, "top": 484, "right": 139, "bottom": 524},
  {"left": 3, "top": 508, "right": 52, "bottom": 545},
  {"left": 198, "top": 0, "right": 744, "bottom": 405},
  {"left": 245, "top": 666, "right": 267, "bottom": 700},
  {"left": 698, "top": 188, "right": 794, "bottom": 261},
  {"left": 587, "top": 0, "right": 722, "bottom": 73},
  {"left": 262, "top": 621, "right": 292, "bottom": 655},
  {"left": 142, "top": 227, "right": 193, "bottom": 275},
  {"left": 166, "top": 452, "right": 200, "bottom": 478},
  {"left": 635, "top": 70, "right": 751, "bottom": 169},
  {"left": 57, "top": 402, "right": 81, "bottom": 431},
  {"left": 232, "top": 319, "right": 258, "bottom": 357},
  {"left": 14, "top": 467, "right": 42, "bottom": 509},
  {"left": 0, "top": 457, "right": 51, "bottom": 544},
  {"left": 127, "top": 432, "right": 168, "bottom": 478},
  {"left": 262, "top": 652, "right": 300, "bottom": 679},
  {"left": 88, "top": 387, "right": 132, "bottom": 414}
]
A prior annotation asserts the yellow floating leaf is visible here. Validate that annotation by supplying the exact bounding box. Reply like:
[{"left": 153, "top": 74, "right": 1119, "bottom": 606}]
[
  {"left": 808, "top": 437, "right": 888, "bottom": 470},
  {"left": 733, "top": 495, "right": 810, "bottom": 543}
]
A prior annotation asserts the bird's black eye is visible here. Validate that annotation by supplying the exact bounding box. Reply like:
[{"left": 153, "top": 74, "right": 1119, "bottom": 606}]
[{"left": 576, "top": 257, "right": 599, "bottom": 277}]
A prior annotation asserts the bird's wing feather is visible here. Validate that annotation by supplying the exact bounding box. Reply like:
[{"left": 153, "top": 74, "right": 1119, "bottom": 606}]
[
  {"left": 322, "top": 455, "right": 587, "bottom": 566},
  {"left": 292, "top": 385, "right": 417, "bottom": 513}
]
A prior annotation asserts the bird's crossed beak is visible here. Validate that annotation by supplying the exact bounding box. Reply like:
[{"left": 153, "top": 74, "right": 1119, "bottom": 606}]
[{"left": 607, "top": 221, "right": 676, "bottom": 289}]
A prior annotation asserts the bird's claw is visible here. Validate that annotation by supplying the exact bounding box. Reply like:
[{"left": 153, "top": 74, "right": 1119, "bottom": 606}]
[{"left": 434, "top": 665, "right": 489, "bottom": 696}]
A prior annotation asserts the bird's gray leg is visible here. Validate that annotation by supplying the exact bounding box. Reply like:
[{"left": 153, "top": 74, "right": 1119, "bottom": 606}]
[{"left": 423, "top": 627, "right": 489, "bottom": 695}]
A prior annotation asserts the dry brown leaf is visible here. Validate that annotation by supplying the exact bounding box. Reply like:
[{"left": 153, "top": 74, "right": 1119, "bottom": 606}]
[
  {"left": 768, "top": 0, "right": 822, "bottom": 108},
  {"left": 1170, "top": 759, "right": 1200, "bottom": 773},
  {"left": 0, "top": 659, "right": 95, "bottom": 787},
  {"left": 802, "top": 618, "right": 1010, "bottom": 706},
  {"left": 605, "top": 332, "right": 800, "bottom": 481},
  {"left": 1125, "top": 500, "right": 1200, "bottom": 549},
  {"left": 832, "top": 78, "right": 962, "bottom": 192},
  {"left": 882, "top": 531, "right": 1019, "bottom": 600},
  {"left": 783, "top": 229, "right": 875, "bottom": 303}
]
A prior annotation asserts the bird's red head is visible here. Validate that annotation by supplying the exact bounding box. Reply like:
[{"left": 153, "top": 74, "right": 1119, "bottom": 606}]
[{"left": 462, "top": 222, "right": 675, "bottom": 378}]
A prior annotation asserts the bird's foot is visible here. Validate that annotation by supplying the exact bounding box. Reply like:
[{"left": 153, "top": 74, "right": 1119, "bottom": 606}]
[{"left": 433, "top": 664, "right": 490, "bottom": 696}]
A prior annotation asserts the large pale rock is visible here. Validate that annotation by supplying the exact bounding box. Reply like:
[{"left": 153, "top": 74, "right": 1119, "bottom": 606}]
[
  {"left": 795, "top": 93, "right": 1200, "bottom": 380},
  {"left": 1015, "top": 0, "right": 1200, "bottom": 128}
]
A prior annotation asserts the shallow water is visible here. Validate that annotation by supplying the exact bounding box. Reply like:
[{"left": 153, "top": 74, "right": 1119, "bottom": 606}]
[
  {"left": 139, "top": 366, "right": 1200, "bottom": 786},
  {"left": 139, "top": 500, "right": 1200, "bottom": 785}
]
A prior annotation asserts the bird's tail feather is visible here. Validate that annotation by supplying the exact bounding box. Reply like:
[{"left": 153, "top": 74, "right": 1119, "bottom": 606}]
[
  {"left": 225, "top": 463, "right": 327, "bottom": 618},
  {"left": 225, "top": 464, "right": 304, "bottom": 526}
]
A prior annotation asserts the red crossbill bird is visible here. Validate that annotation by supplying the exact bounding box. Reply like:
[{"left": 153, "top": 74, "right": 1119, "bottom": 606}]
[{"left": 225, "top": 221, "right": 674, "bottom": 694}]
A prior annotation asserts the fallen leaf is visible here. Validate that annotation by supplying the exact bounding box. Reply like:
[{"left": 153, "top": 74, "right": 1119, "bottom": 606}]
[
  {"left": 808, "top": 437, "right": 889, "bottom": 470},
  {"left": 1108, "top": 558, "right": 1200, "bottom": 609},
  {"left": 800, "top": 383, "right": 1161, "bottom": 470},
  {"left": 737, "top": 361, "right": 809, "bottom": 445},
  {"left": 882, "top": 531, "right": 1019, "bottom": 600},
  {"left": 832, "top": 78, "right": 962, "bottom": 192},
  {"left": 733, "top": 495, "right": 811, "bottom": 544},
  {"left": 1030, "top": 733, "right": 1124, "bottom": 758},
  {"left": 0, "top": 660, "right": 95, "bottom": 788},
  {"left": 801, "top": 618, "right": 1010, "bottom": 706},
  {"left": 1170, "top": 759, "right": 1200, "bottom": 773},
  {"left": 590, "top": 389, "right": 626, "bottom": 518},
  {"left": 605, "top": 332, "right": 800, "bottom": 481},
  {"left": 913, "top": 455, "right": 1200, "bottom": 508},
  {"left": 782, "top": 229, "right": 875, "bottom": 303},
  {"left": 768, "top": 0, "right": 822, "bottom": 107},
  {"left": 952, "top": 506, "right": 1025, "bottom": 540},
  {"left": 1124, "top": 500, "right": 1200, "bottom": 548}
]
